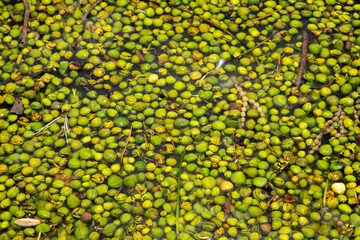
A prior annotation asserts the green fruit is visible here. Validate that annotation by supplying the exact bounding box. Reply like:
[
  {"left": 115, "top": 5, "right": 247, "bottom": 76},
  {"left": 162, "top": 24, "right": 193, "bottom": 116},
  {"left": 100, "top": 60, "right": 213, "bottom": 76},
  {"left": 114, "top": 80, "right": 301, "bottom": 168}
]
[
  {"left": 202, "top": 177, "right": 216, "bottom": 188},
  {"left": 37, "top": 209, "right": 51, "bottom": 219},
  {"left": 76, "top": 50, "right": 89, "bottom": 59},
  {"left": 75, "top": 225, "right": 89, "bottom": 240},
  {"left": 273, "top": 95, "right": 287, "bottom": 107},
  {"left": 174, "top": 118, "right": 190, "bottom": 128},
  {"left": 67, "top": 194, "right": 80, "bottom": 208},
  {"left": 338, "top": 203, "right": 352, "bottom": 214},
  {"left": 35, "top": 223, "right": 51, "bottom": 233},
  {"left": 115, "top": 117, "right": 129, "bottom": 127},
  {"left": 68, "top": 158, "right": 81, "bottom": 169},
  {"left": 103, "top": 149, "right": 117, "bottom": 163},
  {"left": 308, "top": 44, "right": 323, "bottom": 55},
  {"left": 102, "top": 223, "right": 117, "bottom": 237},
  {"left": 123, "top": 175, "right": 138, "bottom": 188},
  {"left": 231, "top": 171, "right": 246, "bottom": 185},
  {"left": 211, "top": 121, "right": 226, "bottom": 130},
  {"left": 107, "top": 175, "right": 123, "bottom": 188},
  {"left": 319, "top": 144, "right": 333, "bottom": 156}
]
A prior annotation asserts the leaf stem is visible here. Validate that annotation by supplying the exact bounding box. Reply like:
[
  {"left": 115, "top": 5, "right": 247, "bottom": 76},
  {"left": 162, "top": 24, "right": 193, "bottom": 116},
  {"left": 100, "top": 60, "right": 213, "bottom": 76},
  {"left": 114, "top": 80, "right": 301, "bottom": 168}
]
[
  {"left": 323, "top": 179, "right": 329, "bottom": 207},
  {"left": 81, "top": 0, "right": 103, "bottom": 23},
  {"left": 176, "top": 152, "right": 185, "bottom": 240},
  {"left": 22, "top": 0, "right": 30, "bottom": 44},
  {"left": 295, "top": 25, "right": 309, "bottom": 89}
]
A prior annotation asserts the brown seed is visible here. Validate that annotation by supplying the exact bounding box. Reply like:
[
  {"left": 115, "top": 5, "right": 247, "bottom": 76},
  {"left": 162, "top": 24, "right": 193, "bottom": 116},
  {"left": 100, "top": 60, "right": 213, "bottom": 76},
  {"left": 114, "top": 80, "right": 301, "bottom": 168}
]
[
  {"left": 260, "top": 223, "right": 272, "bottom": 233},
  {"left": 283, "top": 194, "right": 296, "bottom": 203},
  {"left": 81, "top": 212, "right": 92, "bottom": 221},
  {"left": 17, "top": 181, "right": 26, "bottom": 188}
]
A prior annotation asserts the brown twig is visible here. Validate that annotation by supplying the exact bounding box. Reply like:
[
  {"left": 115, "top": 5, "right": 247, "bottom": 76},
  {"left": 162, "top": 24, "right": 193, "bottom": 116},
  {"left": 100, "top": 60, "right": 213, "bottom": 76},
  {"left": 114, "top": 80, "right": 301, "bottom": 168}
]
[
  {"left": 224, "top": 193, "right": 232, "bottom": 220},
  {"left": 166, "top": 127, "right": 176, "bottom": 149},
  {"left": 21, "top": 0, "right": 30, "bottom": 44},
  {"left": 131, "top": 0, "right": 140, "bottom": 16},
  {"left": 81, "top": 0, "right": 103, "bottom": 23},
  {"left": 169, "top": 173, "right": 178, "bottom": 179},
  {"left": 180, "top": 7, "right": 236, "bottom": 40},
  {"left": 245, "top": 9, "right": 280, "bottom": 24},
  {"left": 119, "top": 127, "right": 133, "bottom": 174},
  {"left": 254, "top": 197, "right": 274, "bottom": 225},
  {"left": 228, "top": 37, "right": 271, "bottom": 64},
  {"left": 295, "top": 26, "right": 309, "bottom": 89},
  {"left": 198, "top": 37, "right": 271, "bottom": 81},
  {"left": 97, "top": 48, "right": 134, "bottom": 77}
]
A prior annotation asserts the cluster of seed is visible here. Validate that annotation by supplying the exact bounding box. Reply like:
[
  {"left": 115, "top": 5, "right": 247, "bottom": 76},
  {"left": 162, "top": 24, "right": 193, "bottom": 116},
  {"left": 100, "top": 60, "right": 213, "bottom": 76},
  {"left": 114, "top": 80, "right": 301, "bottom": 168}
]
[
  {"left": 232, "top": 80, "right": 265, "bottom": 128},
  {"left": 352, "top": 106, "right": 360, "bottom": 129},
  {"left": 310, "top": 107, "right": 344, "bottom": 154},
  {"left": 328, "top": 107, "right": 347, "bottom": 142}
]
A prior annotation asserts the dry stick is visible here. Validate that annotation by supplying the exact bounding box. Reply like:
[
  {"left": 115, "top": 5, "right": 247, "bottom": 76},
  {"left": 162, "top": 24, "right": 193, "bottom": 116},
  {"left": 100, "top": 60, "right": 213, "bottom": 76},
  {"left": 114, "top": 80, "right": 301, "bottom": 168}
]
[
  {"left": 21, "top": 0, "right": 30, "bottom": 44},
  {"left": 116, "top": 127, "right": 133, "bottom": 195},
  {"left": 166, "top": 127, "right": 176, "bottom": 149},
  {"left": 245, "top": 9, "right": 280, "bottom": 24},
  {"left": 254, "top": 197, "right": 274, "bottom": 225},
  {"left": 227, "top": 37, "right": 271, "bottom": 64},
  {"left": 119, "top": 127, "right": 133, "bottom": 174},
  {"left": 175, "top": 152, "right": 185, "bottom": 240},
  {"left": 81, "top": 0, "right": 103, "bottom": 23},
  {"left": 131, "top": 0, "right": 140, "bottom": 16},
  {"left": 180, "top": 7, "right": 236, "bottom": 40},
  {"left": 323, "top": 179, "right": 329, "bottom": 207},
  {"left": 295, "top": 26, "right": 309, "bottom": 89},
  {"left": 199, "top": 37, "right": 272, "bottom": 82},
  {"left": 97, "top": 48, "right": 134, "bottom": 77}
]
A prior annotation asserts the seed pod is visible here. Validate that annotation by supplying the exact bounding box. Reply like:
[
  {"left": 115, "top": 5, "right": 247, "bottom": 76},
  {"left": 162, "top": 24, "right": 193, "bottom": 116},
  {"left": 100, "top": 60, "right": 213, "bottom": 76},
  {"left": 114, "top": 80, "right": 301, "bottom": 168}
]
[{"left": 14, "top": 218, "right": 41, "bottom": 227}]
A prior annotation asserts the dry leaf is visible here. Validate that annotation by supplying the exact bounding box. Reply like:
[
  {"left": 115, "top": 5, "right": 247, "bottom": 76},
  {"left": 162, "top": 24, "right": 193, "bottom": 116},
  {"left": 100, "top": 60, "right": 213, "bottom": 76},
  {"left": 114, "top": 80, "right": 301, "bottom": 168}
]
[
  {"left": 54, "top": 174, "right": 78, "bottom": 187},
  {"left": 9, "top": 98, "right": 23, "bottom": 115},
  {"left": 229, "top": 102, "right": 242, "bottom": 111},
  {"left": 136, "top": 50, "right": 145, "bottom": 62},
  {"left": 15, "top": 218, "right": 41, "bottom": 227},
  {"left": 355, "top": 133, "right": 360, "bottom": 147},
  {"left": 224, "top": 195, "right": 232, "bottom": 220}
]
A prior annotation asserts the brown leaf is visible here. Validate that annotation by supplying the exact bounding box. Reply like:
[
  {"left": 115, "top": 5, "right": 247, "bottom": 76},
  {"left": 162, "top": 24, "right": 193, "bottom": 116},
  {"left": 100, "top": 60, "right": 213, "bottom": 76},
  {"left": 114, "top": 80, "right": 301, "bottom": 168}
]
[
  {"left": 136, "top": 50, "right": 145, "bottom": 62},
  {"left": 54, "top": 174, "right": 79, "bottom": 187},
  {"left": 9, "top": 98, "right": 23, "bottom": 115},
  {"left": 69, "top": 62, "right": 83, "bottom": 70},
  {"left": 149, "top": 1, "right": 159, "bottom": 7},
  {"left": 355, "top": 133, "right": 360, "bottom": 147},
  {"left": 224, "top": 195, "right": 232, "bottom": 220},
  {"left": 229, "top": 102, "right": 242, "bottom": 111}
]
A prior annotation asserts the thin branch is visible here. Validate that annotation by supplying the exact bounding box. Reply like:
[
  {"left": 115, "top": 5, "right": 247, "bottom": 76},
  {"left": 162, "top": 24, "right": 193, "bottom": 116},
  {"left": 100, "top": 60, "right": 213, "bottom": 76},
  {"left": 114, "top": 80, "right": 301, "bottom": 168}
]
[
  {"left": 97, "top": 48, "right": 134, "bottom": 77},
  {"left": 230, "top": 37, "right": 271, "bottom": 63},
  {"left": 295, "top": 26, "right": 309, "bottom": 89},
  {"left": 176, "top": 152, "right": 185, "bottom": 240},
  {"left": 254, "top": 197, "right": 274, "bottom": 225},
  {"left": 224, "top": 193, "right": 232, "bottom": 220},
  {"left": 21, "top": 0, "right": 30, "bottom": 44},
  {"left": 29, "top": 116, "right": 62, "bottom": 137},
  {"left": 198, "top": 37, "right": 271, "bottom": 82},
  {"left": 81, "top": 0, "right": 103, "bottom": 23},
  {"left": 323, "top": 179, "right": 329, "bottom": 208},
  {"left": 119, "top": 127, "right": 133, "bottom": 174},
  {"left": 131, "top": 0, "right": 140, "bottom": 16},
  {"left": 64, "top": 116, "right": 69, "bottom": 145},
  {"left": 180, "top": 7, "right": 236, "bottom": 40},
  {"left": 245, "top": 9, "right": 280, "bottom": 24},
  {"left": 166, "top": 127, "right": 176, "bottom": 149}
]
